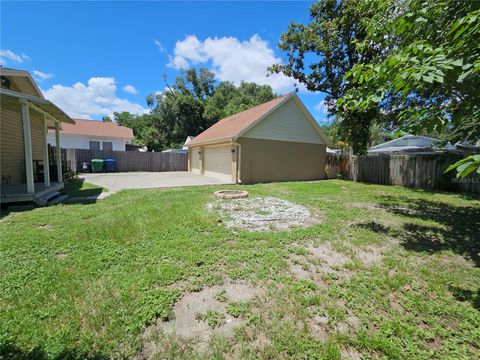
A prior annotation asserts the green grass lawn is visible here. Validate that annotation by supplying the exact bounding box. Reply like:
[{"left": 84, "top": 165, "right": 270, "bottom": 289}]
[
  {"left": 61, "top": 179, "right": 104, "bottom": 198},
  {"left": 1, "top": 180, "right": 479, "bottom": 359}
]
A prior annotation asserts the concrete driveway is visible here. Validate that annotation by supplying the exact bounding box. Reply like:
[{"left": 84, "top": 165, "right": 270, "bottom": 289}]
[{"left": 81, "top": 171, "right": 231, "bottom": 194}]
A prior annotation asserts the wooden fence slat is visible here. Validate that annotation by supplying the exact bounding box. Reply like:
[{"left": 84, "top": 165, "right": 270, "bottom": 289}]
[
  {"left": 329, "top": 152, "right": 479, "bottom": 194},
  {"left": 64, "top": 148, "right": 188, "bottom": 173}
]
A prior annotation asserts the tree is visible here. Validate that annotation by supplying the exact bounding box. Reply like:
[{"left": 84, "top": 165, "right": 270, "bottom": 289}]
[
  {"left": 113, "top": 112, "right": 162, "bottom": 150},
  {"left": 338, "top": 0, "right": 479, "bottom": 175},
  {"left": 102, "top": 116, "right": 112, "bottom": 122},
  {"left": 204, "top": 81, "right": 276, "bottom": 125},
  {"left": 117, "top": 68, "right": 277, "bottom": 151},
  {"left": 270, "top": 0, "right": 382, "bottom": 153}
]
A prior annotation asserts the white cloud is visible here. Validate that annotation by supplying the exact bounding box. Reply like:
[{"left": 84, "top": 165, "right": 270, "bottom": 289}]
[
  {"left": 168, "top": 34, "right": 298, "bottom": 93},
  {"left": 0, "top": 49, "right": 30, "bottom": 65},
  {"left": 32, "top": 70, "right": 54, "bottom": 80},
  {"left": 314, "top": 100, "right": 328, "bottom": 114},
  {"left": 123, "top": 84, "right": 138, "bottom": 94},
  {"left": 43, "top": 77, "right": 149, "bottom": 119},
  {"left": 154, "top": 39, "right": 166, "bottom": 53}
]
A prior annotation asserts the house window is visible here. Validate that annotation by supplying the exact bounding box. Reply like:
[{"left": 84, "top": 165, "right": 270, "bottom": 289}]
[
  {"left": 102, "top": 142, "right": 113, "bottom": 151},
  {"left": 89, "top": 141, "right": 100, "bottom": 150}
]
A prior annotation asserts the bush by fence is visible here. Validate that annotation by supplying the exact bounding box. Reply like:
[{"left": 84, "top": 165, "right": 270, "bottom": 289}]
[
  {"left": 326, "top": 153, "right": 480, "bottom": 194},
  {"left": 64, "top": 148, "right": 188, "bottom": 173}
]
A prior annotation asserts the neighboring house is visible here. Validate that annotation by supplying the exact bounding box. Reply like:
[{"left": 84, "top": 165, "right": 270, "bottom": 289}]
[
  {"left": 162, "top": 149, "right": 188, "bottom": 154},
  {"left": 47, "top": 119, "right": 133, "bottom": 151},
  {"left": 162, "top": 136, "right": 194, "bottom": 154},
  {"left": 0, "top": 68, "right": 74, "bottom": 204},
  {"left": 126, "top": 143, "right": 148, "bottom": 152},
  {"left": 327, "top": 147, "right": 343, "bottom": 155},
  {"left": 368, "top": 135, "right": 437, "bottom": 154},
  {"left": 188, "top": 93, "right": 332, "bottom": 183},
  {"left": 183, "top": 136, "right": 194, "bottom": 150}
]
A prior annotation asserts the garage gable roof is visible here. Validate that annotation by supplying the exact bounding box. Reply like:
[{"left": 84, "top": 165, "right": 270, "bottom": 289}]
[
  {"left": 189, "top": 93, "right": 293, "bottom": 146},
  {"left": 189, "top": 93, "right": 332, "bottom": 147}
]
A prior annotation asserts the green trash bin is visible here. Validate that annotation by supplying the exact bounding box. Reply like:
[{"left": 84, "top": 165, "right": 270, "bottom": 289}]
[{"left": 91, "top": 159, "right": 104, "bottom": 173}]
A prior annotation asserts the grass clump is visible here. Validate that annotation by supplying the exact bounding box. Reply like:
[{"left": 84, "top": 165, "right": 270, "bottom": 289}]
[
  {"left": 226, "top": 301, "right": 250, "bottom": 318},
  {"left": 195, "top": 310, "right": 226, "bottom": 328}
]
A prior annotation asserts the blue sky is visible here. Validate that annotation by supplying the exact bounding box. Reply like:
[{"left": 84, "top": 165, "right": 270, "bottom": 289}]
[{"left": 1, "top": 1, "right": 329, "bottom": 123}]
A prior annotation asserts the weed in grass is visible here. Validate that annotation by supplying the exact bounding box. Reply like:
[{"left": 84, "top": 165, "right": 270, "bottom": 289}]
[
  {"left": 215, "top": 290, "right": 227, "bottom": 303},
  {"left": 196, "top": 310, "right": 226, "bottom": 328},
  {"left": 226, "top": 301, "right": 250, "bottom": 318}
]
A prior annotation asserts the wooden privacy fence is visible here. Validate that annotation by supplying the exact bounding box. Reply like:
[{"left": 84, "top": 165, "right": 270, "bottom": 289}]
[
  {"left": 326, "top": 153, "right": 480, "bottom": 194},
  {"left": 65, "top": 149, "right": 188, "bottom": 172}
]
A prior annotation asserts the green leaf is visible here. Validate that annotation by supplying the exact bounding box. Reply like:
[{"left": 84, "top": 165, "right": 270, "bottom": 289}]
[
  {"left": 451, "top": 59, "right": 463, "bottom": 67},
  {"left": 445, "top": 158, "right": 470, "bottom": 173},
  {"left": 422, "top": 75, "right": 434, "bottom": 83},
  {"left": 457, "top": 162, "right": 478, "bottom": 178}
]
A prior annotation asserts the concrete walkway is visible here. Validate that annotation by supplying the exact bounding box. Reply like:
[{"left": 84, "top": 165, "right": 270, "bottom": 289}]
[{"left": 81, "top": 171, "right": 231, "bottom": 195}]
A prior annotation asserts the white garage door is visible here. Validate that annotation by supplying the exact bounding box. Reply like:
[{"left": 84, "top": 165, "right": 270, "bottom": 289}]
[
  {"left": 191, "top": 146, "right": 201, "bottom": 174},
  {"left": 204, "top": 145, "right": 232, "bottom": 182}
]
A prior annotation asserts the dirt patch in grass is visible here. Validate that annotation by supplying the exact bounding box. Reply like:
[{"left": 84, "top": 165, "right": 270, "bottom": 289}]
[
  {"left": 308, "top": 315, "right": 330, "bottom": 342},
  {"left": 287, "top": 243, "right": 353, "bottom": 283},
  {"left": 335, "top": 314, "right": 362, "bottom": 334},
  {"left": 341, "top": 346, "right": 362, "bottom": 360},
  {"left": 287, "top": 240, "right": 396, "bottom": 285},
  {"left": 287, "top": 256, "right": 313, "bottom": 281},
  {"left": 207, "top": 196, "right": 322, "bottom": 232},
  {"left": 355, "top": 245, "right": 385, "bottom": 266},
  {"left": 388, "top": 293, "right": 404, "bottom": 314},
  {"left": 55, "top": 252, "right": 68, "bottom": 260},
  {"left": 425, "top": 335, "right": 442, "bottom": 350},
  {"left": 141, "top": 279, "right": 264, "bottom": 356},
  {"left": 307, "top": 244, "right": 351, "bottom": 273},
  {"left": 37, "top": 224, "right": 53, "bottom": 230}
]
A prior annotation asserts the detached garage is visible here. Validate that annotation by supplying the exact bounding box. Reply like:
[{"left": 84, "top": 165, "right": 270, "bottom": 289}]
[{"left": 188, "top": 93, "right": 332, "bottom": 184}]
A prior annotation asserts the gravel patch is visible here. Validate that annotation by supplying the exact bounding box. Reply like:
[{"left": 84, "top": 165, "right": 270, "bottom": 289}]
[{"left": 207, "top": 196, "right": 320, "bottom": 232}]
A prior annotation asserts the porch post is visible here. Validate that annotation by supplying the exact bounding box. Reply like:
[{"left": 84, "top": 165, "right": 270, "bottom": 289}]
[
  {"left": 20, "top": 99, "right": 35, "bottom": 194},
  {"left": 42, "top": 115, "right": 50, "bottom": 187},
  {"left": 55, "top": 122, "right": 63, "bottom": 182}
]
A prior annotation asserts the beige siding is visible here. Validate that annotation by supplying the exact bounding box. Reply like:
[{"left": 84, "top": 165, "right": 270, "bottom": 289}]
[
  {"left": 191, "top": 146, "right": 201, "bottom": 174},
  {"left": 30, "top": 109, "right": 44, "bottom": 161},
  {"left": 0, "top": 97, "right": 25, "bottom": 184},
  {"left": 204, "top": 145, "right": 232, "bottom": 182},
  {"left": 238, "top": 137, "right": 326, "bottom": 184},
  {"left": 242, "top": 98, "right": 325, "bottom": 145}
]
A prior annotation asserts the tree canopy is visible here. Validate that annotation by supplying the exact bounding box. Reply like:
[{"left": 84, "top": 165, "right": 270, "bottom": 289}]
[
  {"left": 270, "top": 0, "right": 385, "bottom": 154},
  {"left": 338, "top": 0, "right": 480, "bottom": 146},
  {"left": 272, "top": 0, "right": 479, "bottom": 164},
  {"left": 114, "top": 68, "right": 276, "bottom": 151}
]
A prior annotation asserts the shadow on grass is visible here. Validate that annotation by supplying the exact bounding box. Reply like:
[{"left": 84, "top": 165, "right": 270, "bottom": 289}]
[
  {"left": 448, "top": 286, "right": 480, "bottom": 310},
  {"left": 62, "top": 179, "right": 103, "bottom": 198},
  {"left": 0, "top": 341, "right": 108, "bottom": 360},
  {"left": 377, "top": 196, "right": 480, "bottom": 267},
  {"left": 354, "top": 221, "right": 391, "bottom": 234}
]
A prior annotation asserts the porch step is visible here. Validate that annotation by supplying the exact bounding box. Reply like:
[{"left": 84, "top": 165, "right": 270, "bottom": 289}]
[
  {"left": 47, "top": 194, "right": 69, "bottom": 206},
  {"left": 36, "top": 191, "right": 61, "bottom": 206}
]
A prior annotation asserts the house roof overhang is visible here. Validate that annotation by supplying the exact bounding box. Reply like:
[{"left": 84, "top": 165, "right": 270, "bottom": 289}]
[
  {"left": 0, "top": 88, "right": 75, "bottom": 125},
  {"left": 0, "top": 67, "right": 44, "bottom": 98}
]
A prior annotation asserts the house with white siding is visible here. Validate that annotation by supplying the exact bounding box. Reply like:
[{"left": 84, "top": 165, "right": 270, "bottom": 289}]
[{"left": 47, "top": 119, "right": 134, "bottom": 151}]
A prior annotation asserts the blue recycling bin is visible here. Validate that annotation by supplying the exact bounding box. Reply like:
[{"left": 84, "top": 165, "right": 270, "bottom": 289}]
[{"left": 104, "top": 158, "right": 116, "bottom": 173}]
